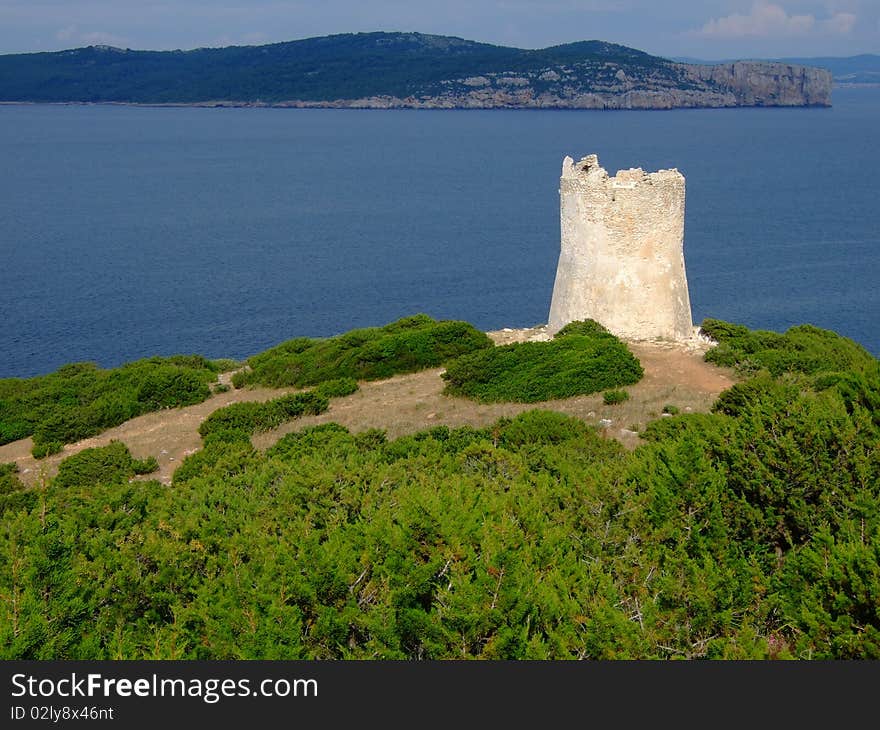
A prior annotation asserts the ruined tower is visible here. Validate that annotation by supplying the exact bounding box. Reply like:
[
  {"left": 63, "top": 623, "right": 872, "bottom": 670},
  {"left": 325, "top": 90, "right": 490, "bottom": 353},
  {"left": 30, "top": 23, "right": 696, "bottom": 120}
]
[{"left": 547, "top": 154, "right": 693, "bottom": 341}]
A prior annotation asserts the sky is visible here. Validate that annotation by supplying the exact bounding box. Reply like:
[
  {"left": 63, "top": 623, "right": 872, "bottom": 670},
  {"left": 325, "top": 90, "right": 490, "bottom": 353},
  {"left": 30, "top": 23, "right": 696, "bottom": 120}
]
[{"left": 0, "top": 0, "right": 877, "bottom": 58}]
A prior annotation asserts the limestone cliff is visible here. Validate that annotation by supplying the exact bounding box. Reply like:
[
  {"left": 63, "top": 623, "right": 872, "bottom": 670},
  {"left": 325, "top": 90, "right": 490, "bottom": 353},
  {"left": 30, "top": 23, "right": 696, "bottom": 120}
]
[{"left": 682, "top": 62, "right": 832, "bottom": 107}]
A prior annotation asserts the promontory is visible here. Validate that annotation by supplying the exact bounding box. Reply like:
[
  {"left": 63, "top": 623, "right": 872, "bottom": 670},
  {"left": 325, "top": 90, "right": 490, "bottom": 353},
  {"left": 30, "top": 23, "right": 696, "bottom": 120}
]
[{"left": 0, "top": 32, "right": 832, "bottom": 110}]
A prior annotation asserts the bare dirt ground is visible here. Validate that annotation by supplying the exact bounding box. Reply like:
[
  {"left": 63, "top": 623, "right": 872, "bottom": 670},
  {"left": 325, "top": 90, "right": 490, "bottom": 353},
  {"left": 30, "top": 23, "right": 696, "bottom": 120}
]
[{"left": 0, "top": 329, "right": 736, "bottom": 486}]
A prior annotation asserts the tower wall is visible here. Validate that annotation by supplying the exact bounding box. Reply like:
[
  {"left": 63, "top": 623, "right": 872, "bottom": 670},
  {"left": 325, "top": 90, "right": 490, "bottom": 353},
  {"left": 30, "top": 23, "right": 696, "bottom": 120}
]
[{"left": 547, "top": 154, "right": 693, "bottom": 340}]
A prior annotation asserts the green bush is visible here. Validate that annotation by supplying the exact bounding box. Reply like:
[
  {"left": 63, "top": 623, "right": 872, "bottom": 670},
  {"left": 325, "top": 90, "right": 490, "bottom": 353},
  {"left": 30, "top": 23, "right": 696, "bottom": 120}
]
[
  {"left": 314, "top": 378, "right": 359, "bottom": 399},
  {"left": 0, "top": 463, "right": 24, "bottom": 495},
  {"left": 496, "top": 409, "right": 595, "bottom": 447},
  {"left": 172, "top": 441, "right": 258, "bottom": 485},
  {"left": 198, "top": 391, "right": 330, "bottom": 444},
  {"left": 701, "top": 319, "right": 877, "bottom": 376},
  {"left": 662, "top": 404, "right": 679, "bottom": 415},
  {"left": 267, "top": 423, "right": 360, "bottom": 462},
  {"left": 135, "top": 367, "right": 211, "bottom": 409},
  {"left": 442, "top": 322, "right": 643, "bottom": 402},
  {"left": 554, "top": 319, "right": 611, "bottom": 339},
  {"left": 603, "top": 390, "right": 629, "bottom": 405},
  {"left": 132, "top": 456, "right": 160, "bottom": 475},
  {"left": 31, "top": 441, "right": 64, "bottom": 459},
  {"left": 234, "top": 314, "right": 493, "bottom": 388},
  {"left": 53, "top": 441, "right": 138, "bottom": 489},
  {"left": 640, "top": 412, "right": 730, "bottom": 443},
  {"left": 0, "top": 355, "right": 218, "bottom": 449}
]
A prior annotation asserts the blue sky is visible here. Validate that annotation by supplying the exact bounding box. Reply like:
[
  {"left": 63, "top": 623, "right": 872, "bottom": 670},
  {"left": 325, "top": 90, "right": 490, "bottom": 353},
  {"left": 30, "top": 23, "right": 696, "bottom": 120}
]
[{"left": 0, "top": 1, "right": 877, "bottom": 58}]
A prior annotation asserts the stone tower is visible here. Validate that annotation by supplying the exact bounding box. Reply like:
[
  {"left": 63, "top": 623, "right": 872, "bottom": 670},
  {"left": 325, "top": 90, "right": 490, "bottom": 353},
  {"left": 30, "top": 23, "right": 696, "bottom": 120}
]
[{"left": 547, "top": 154, "right": 693, "bottom": 341}]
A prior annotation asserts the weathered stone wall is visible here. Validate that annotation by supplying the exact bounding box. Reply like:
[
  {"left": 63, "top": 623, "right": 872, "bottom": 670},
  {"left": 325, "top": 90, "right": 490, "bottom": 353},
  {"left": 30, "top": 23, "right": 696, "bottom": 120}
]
[{"left": 547, "top": 154, "right": 693, "bottom": 341}]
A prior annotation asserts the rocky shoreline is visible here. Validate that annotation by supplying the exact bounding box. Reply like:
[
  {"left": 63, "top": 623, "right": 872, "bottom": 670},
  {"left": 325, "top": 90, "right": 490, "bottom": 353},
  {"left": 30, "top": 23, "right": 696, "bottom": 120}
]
[{"left": 189, "top": 61, "right": 832, "bottom": 110}]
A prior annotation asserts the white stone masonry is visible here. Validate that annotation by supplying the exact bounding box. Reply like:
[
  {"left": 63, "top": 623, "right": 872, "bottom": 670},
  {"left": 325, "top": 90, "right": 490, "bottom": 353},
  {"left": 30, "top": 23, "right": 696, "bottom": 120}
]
[{"left": 547, "top": 154, "right": 693, "bottom": 341}]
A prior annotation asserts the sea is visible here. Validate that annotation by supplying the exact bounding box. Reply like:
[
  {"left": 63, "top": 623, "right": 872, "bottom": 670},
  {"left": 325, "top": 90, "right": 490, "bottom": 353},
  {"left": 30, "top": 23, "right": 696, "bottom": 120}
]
[{"left": 1, "top": 88, "right": 878, "bottom": 378}]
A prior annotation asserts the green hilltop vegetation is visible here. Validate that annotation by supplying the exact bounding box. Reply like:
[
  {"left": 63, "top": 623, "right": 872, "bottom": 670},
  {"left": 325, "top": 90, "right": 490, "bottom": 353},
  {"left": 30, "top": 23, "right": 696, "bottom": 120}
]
[
  {"left": 441, "top": 319, "right": 643, "bottom": 402},
  {"left": 1, "top": 316, "right": 880, "bottom": 659},
  {"left": 0, "top": 33, "right": 677, "bottom": 104},
  {"left": 232, "top": 314, "right": 493, "bottom": 388},
  {"left": 0, "top": 355, "right": 225, "bottom": 458}
]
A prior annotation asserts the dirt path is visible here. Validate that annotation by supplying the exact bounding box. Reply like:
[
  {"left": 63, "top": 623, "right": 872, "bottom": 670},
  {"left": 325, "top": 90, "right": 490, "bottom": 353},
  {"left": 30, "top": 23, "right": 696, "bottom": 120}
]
[{"left": 0, "top": 330, "right": 736, "bottom": 486}]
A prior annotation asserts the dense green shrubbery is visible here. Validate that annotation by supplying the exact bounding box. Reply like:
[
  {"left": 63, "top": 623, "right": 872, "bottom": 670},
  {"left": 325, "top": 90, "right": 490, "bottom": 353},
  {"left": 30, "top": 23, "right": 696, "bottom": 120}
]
[
  {"left": 198, "top": 391, "right": 330, "bottom": 445},
  {"left": 233, "top": 315, "right": 493, "bottom": 389},
  {"left": 704, "top": 318, "right": 880, "bottom": 429},
  {"left": 31, "top": 441, "right": 63, "bottom": 459},
  {"left": 0, "top": 356, "right": 219, "bottom": 451},
  {"left": 554, "top": 319, "right": 613, "bottom": 338},
  {"left": 441, "top": 320, "right": 643, "bottom": 402},
  {"left": 0, "top": 463, "right": 36, "bottom": 516},
  {"left": 132, "top": 456, "right": 160, "bottom": 475},
  {"left": 2, "top": 381, "right": 878, "bottom": 660},
  {"left": 53, "top": 441, "right": 142, "bottom": 490},
  {"left": 0, "top": 464, "right": 23, "bottom": 495},
  {"left": 210, "top": 359, "right": 240, "bottom": 372},
  {"left": 1, "top": 319, "right": 879, "bottom": 660},
  {"left": 701, "top": 319, "right": 877, "bottom": 376},
  {"left": 313, "top": 377, "right": 359, "bottom": 399},
  {"left": 180, "top": 380, "right": 358, "bottom": 476}
]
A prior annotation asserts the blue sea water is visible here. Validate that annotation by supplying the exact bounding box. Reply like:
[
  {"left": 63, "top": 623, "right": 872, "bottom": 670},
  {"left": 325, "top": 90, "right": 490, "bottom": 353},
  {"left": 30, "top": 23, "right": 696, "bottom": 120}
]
[{"left": 1, "top": 89, "right": 878, "bottom": 378}]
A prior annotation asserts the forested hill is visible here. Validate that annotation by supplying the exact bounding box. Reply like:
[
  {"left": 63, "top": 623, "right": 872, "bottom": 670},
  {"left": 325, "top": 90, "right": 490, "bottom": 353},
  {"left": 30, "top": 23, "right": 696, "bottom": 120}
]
[{"left": 0, "top": 31, "right": 831, "bottom": 109}]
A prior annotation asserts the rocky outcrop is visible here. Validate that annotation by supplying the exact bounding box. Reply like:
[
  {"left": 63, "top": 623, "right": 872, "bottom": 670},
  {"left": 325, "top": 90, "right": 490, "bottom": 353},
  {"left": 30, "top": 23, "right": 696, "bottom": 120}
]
[{"left": 682, "top": 62, "right": 832, "bottom": 107}]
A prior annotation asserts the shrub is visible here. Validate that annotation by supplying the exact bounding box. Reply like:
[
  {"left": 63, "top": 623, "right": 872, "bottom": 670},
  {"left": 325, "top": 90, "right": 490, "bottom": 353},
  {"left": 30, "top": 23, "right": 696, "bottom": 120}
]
[
  {"left": 234, "top": 315, "right": 493, "bottom": 388},
  {"left": 554, "top": 319, "right": 610, "bottom": 339},
  {"left": 496, "top": 410, "right": 592, "bottom": 447},
  {"left": 0, "top": 489, "right": 38, "bottom": 516},
  {"left": 31, "top": 441, "right": 64, "bottom": 459},
  {"left": 267, "top": 423, "right": 359, "bottom": 461},
  {"left": 198, "top": 391, "right": 330, "bottom": 444},
  {"left": 0, "top": 463, "right": 24, "bottom": 495},
  {"left": 662, "top": 404, "right": 679, "bottom": 415},
  {"left": 53, "top": 441, "right": 137, "bottom": 489},
  {"left": 314, "top": 378, "right": 359, "bottom": 399},
  {"left": 442, "top": 322, "right": 643, "bottom": 403},
  {"left": 603, "top": 390, "right": 629, "bottom": 405},
  {"left": 0, "top": 355, "right": 218, "bottom": 448},
  {"left": 132, "top": 456, "right": 159, "bottom": 475},
  {"left": 701, "top": 319, "right": 877, "bottom": 377},
  {"left": 135, "top": 367, "right": 211, "bottom": 409},
  {"left": 172, "top": 442, "right": 258, "bottom": 485},
  {"left": 213, "top": 383, "right": 231, "bottom": 394},
  {"left": 6, "top": 319, "right": 880, "bottom": 661}
]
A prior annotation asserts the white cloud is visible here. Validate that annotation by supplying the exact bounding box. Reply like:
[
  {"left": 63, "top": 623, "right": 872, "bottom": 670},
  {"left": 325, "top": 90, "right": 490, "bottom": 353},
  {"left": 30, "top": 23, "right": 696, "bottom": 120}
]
[
  {"left": 825, "top": 11, "right": 856, "bottom": 34},
  {"left": 693, "top": 2, "right": 856, "bottom": 39}
]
